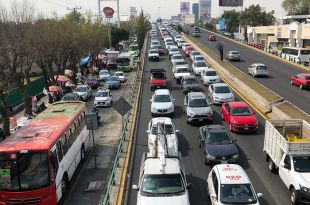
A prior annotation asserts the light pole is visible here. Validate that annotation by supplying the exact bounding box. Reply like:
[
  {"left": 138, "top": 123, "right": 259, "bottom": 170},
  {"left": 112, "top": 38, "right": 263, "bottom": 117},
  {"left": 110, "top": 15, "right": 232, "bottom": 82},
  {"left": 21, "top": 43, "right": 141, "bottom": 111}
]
[{"left": 158, "top": 7, "right": 161, "bottom": 20}]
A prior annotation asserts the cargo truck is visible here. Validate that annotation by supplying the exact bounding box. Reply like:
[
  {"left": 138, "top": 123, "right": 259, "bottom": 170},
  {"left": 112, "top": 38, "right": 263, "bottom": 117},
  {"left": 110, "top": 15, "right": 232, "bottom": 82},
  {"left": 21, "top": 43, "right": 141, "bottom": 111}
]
[{"left": 263, "top": 119, "right": 310, "bottom": 205}]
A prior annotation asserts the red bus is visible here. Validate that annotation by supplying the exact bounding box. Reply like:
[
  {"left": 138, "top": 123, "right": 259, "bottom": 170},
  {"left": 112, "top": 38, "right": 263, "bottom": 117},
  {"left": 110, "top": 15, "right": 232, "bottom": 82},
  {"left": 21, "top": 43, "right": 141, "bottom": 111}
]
[{"left": 0, "top": 101, "right": 91, "bottom": 204}]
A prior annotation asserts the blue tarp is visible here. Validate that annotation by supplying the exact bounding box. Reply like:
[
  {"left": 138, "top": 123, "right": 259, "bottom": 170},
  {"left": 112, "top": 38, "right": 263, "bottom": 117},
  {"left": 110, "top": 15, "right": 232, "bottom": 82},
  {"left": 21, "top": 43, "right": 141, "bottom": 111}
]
[{"left": 80, "top": 56, "right": 91, "bottom": 65}]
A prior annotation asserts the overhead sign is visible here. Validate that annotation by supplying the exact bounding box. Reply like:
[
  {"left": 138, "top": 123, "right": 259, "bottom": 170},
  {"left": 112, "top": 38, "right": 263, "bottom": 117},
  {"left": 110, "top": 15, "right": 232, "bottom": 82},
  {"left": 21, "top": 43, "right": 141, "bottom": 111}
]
[
  {"left": 103, "top": 7, "right": 115, "bottom": 18},
  {"left": 219, "top": 0, "right": 243, "bottom": 7}
]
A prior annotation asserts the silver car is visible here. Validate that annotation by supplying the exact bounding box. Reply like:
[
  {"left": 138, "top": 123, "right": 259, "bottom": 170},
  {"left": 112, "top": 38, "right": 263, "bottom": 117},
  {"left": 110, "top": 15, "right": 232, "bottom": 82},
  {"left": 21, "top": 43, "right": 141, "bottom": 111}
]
[
  {"left": 184, "top": 92, "right": 213, "bottom": 123},
  {"left": 248, "top": 63, "right": 268, "bottom": 77},
  {"left": 208, "top": 83, "right": 234, "bottom": 104},
  {"left": 226, "top": 51, "right": 241, "bottom": 61},
  {"left": 171, "top": 54, "right": 185, "bottom": 66},
  {"left": 180, "top": 75, "right": 200, "bottom": 94}
]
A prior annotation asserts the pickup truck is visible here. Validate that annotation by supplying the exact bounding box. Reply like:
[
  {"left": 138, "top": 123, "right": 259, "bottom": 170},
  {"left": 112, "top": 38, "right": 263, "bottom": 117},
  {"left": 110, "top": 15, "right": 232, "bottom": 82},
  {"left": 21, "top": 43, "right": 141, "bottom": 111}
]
[
  {"left": 263, "top": 119, "right": 310, "bottom": 205},
  {"left": 149, "top": 68, "right": 167, "bottom": 91}
]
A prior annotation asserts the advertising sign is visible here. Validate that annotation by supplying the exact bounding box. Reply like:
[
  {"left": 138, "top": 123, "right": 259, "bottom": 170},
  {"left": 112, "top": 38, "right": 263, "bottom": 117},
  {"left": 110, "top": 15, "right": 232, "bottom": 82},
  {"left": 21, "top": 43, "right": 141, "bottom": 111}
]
[
  {"left": 180, "top": 2, "right": 190, "bottom": 15},
  {"left": 103, "top": 7, "right": 115, "bottom": 18},
  {"left": 219, "top": 0, "right": 243, "bottom": 7}
]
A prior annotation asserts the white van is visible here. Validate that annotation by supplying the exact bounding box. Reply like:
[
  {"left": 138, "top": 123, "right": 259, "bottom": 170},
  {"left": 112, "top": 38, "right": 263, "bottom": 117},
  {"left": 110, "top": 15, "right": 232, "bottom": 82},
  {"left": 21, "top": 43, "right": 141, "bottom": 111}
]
[{"left": 281, "top": 47, "right": 310, "bottom": 64}]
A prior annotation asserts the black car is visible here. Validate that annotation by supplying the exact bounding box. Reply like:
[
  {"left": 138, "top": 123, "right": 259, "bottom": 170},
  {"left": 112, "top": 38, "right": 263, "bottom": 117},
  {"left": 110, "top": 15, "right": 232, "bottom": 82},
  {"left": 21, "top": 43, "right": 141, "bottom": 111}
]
[
  {"left": 105, "top": 76, "right": 121, "bottom": 89},
  {"left": 85, "top": 76, "right": 100, "bottom": 89},
  {"left": 151, "top": 45, "right": 165, "bottom": 55},
  {"left": 62, "top": 93, "right": 81, "bottom": 101},
  {"left": 198, "top": 125, "right": 239, "bottom": 165}
]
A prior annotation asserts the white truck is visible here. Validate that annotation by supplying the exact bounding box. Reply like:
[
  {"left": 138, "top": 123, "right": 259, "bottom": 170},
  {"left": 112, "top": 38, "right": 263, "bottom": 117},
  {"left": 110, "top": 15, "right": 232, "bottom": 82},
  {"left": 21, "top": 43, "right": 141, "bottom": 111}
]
[{"left": 263, "top": 119, "right": 310, "bottom": 205}]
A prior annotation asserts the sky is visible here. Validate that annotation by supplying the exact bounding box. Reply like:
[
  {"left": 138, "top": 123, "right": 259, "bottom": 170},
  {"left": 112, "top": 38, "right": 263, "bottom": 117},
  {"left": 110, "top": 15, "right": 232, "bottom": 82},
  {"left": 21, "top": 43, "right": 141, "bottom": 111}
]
[{"left": 0, "top": 0, "right": 286, "bottom": 21}]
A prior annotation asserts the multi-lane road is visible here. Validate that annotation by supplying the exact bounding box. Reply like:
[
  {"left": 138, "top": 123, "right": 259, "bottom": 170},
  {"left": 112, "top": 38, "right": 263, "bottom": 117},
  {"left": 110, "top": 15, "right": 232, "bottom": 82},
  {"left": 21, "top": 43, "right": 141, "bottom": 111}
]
[
  {"left": 193, "top": 28, "right": 310, "bottom": 114},
  {"left": 126, "top": 37, "right": 294, "bottom": 205}
]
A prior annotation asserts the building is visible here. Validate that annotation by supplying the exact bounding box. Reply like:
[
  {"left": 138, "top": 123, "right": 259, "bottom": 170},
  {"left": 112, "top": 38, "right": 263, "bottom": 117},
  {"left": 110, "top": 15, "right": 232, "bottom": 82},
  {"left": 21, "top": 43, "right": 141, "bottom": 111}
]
[
  {"left": 199, "top": 0, "right": 211, "bottom": 24},
  {"left": 192, "top": 3, "right": 199, "bottom": 21},
  {"left": 120, "top": 7, "right": 138, "bottom": 22},
  {"left": 180, "top": 2, "right": 190, "bottom": 15},
  {"left": 248, "top": 15, "right": 310, "bottom": 49}
]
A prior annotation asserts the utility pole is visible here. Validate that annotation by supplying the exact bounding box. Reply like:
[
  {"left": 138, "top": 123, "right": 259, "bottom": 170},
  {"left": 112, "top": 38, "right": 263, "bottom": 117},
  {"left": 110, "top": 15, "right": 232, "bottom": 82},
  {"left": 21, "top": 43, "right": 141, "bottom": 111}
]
[
  {"left": 158, "top": 7, "right": 161, "bottom": 20},
  {"left": 67, "top": 6, "right": 82, "bottom": 21},
  {"left": 98, "top": 0, "right": 101, "bottom": 19},
  {"left": 117, "top": 0, "right": 120, "bottom": 28}
]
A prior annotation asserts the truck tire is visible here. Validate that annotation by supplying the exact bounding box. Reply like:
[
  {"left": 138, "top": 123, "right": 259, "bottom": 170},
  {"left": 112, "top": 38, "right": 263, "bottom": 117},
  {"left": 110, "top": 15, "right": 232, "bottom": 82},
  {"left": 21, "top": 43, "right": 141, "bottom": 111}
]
[
  {"left": 290, "top": 187, "right": 298, "bottom": 205},
  {"left": 268, "top": 159, "right": 276, "bottom": 173}
]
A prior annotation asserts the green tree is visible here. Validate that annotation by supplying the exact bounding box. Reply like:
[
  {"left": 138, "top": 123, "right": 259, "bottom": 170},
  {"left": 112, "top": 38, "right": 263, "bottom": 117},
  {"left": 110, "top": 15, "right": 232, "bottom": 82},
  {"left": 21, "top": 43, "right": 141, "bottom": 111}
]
[
  {"left": 134, "top": 10, "right": 150, "bottom": 49},
  {"left": 222, "top": 10, "right": 239, "bottom": 35},
  {"left": 282, "top": 0, "right": 310, "bottom": 15},
  {"left": 111, "top": 27, "right": 129, "bottom": 48}
]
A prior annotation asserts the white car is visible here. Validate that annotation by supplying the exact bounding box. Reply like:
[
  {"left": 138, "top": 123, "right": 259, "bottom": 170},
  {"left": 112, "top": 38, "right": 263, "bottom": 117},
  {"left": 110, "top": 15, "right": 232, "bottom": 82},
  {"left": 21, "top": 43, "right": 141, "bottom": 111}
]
[
  {"left": 248, "top": 63, "right": 268, "bottom": 77},
  {"left": 114, "top": 71, "right": 125, "bottom": 82},
  {"left": 182, "top": 43, "right": 191, "bottom": 51},
  {"left": 99, "top": 69, "right": 111, "bottom": 81},
  {"left": 73, "top": 85, "right": 92, "bottom": 101},
  {"left": 148, "top": 49, "right": 160, "bottom": 61},
  {"left": 150, "top": 89, "right": 174, "bottom": 117},
  {"left": 171, "top": 54, "right": 185, "bottom": 66},
  {"left": 174, "top": 66, "right": 190, "bottom": 83},
  {"left": 177, "top": 40, "right": 186, "bottom": 48},
  {"left": 207, "top": 164, "right": 263, "bottom": 205},
  {"left": 190, "top": 51, "right": 201, "bottom": 61},
  {"left": 94, "top": 88, "right": 112, "bottom": 107},
  {"left": 201, "top": 68, "right": 220, "bottom": 85},
  {"left": 208, "top": 83, "right": 234, "bottom": 104},
  {"left": 168, "top": 46, "right": 180, "bottom": 58},
  {"left": 151, "top": 40, "right": 160, "bottom": 47},
  {"left": 192, "top": 61, "right": 209, "bottom": 75},
  {"left": 174, "top": 35, "right": 182, "bottom": 42},
  {"left": 192, "top": 55, "right": 205, "bottom": 62}
]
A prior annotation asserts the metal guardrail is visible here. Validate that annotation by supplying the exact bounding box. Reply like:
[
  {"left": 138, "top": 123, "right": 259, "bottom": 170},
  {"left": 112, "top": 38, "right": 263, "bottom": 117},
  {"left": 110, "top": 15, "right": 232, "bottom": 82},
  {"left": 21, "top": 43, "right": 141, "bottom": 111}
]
[{"left": 102, "top": 34, "right": 148, "bottom": 205}]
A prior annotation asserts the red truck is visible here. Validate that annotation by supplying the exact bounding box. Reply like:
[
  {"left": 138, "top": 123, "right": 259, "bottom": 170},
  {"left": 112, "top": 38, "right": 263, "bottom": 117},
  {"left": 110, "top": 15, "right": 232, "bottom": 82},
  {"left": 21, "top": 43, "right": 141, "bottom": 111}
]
[{"left": 149, "top": 68, "right": 167, "bottom": 91}]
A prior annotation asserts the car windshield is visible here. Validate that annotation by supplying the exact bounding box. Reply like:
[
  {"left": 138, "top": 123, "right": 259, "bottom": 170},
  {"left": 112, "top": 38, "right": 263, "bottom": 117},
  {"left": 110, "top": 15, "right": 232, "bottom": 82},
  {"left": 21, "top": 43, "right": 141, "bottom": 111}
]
[
  {"left": 206, "top": 133, "right": 232, "bottom": 145},
  {"left": 196, "top": 62, "right": 207, "bottom": 67},
  {"left": 75, "top": 87, "right": 87, "bottom": 92},
  {"left": 117, "top": 58, "right": 130, "bottom": 66},
  {"left": 189, "top": 98, "right": 209, "bottom": 107},
  {"left": 175, "top": 61, "right": 187, "bottom": 65},
  {"left": 141, "top": 174, "right": 185, "bottom": 195},
  {"left": 176, "top": 68, "right": 189, "bottom": 73},
  {"left": 99, "top": 70, "right": 109, "bottom": 75},
  {"left": 87, "top": 77, "right": 97, "bottom": 81},
  {"left": 256, "top": 66, "right": 267, "bottom": 70},
  {"left": 187, "top": 47, "right": 194, "bottom": 51},
  {"left": 171, "top": 48, "right": 179, "bottom": 52},
  {"left": 63, "top": 94, "right": 78, "bottom": 101},
  {"left": 154, "top": 94, "right": 171, "bottom": 102},
  {"left": 300, "top": 50, "right": 310, "bottom": 55},
  {"left": 192, "top": 52, "right": 200, "bottom": 56},
  {"left": 173, "top": 55, "right": 183, "bottom": 59},
  {"left": 150, "top": 50, "right": 158, "bottom": 54},
  {"left": 151, "top": 124, "right": 174, "bottom": 134},
  {"left": 166, "top": 42, "right": 173, "bottom": 45},
  {"left": 184, "top": 78, "right": 197, "bottom": 84},
  {"left": 96, "top": 91, "right": 108, "bottom": 97},
  {"left": 293, "top": 156, "right": 310, "bottom": 172},
  {"left": 214, "top": 86, "right": 230, "bottom": 93},
  {"left": 0, "top": 151, "right": 49, "bottom": 191},
  {"left": 220, "top": 184, "right": 257, "bottom": 204},
  {"left": 231, "top": 51, "right": 239, "bottom": 55},
  {"left": 195, "top": 57, "right": 204, "bottom": 61},
  {"left": 107, "top": 76, "right": 119, "bottom": 81},
  {"left": 115, "top": 72, "right": 124, "bottom": 76},
  {"left": 304, "top": 76, "right": 310, "bottom": 80},
  {"left": 205, "top": 71, "right": 217, "bottom": 76},
  {"left": 231, "top": 107, "right": 252, "bottom": 116}
]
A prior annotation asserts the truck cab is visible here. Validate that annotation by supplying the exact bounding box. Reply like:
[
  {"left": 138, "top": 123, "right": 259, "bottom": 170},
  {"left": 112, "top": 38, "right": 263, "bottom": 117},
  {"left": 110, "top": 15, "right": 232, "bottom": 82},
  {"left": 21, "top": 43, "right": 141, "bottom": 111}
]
[{"left": 149, "top": 68, "right": 167, "bottom": 91}]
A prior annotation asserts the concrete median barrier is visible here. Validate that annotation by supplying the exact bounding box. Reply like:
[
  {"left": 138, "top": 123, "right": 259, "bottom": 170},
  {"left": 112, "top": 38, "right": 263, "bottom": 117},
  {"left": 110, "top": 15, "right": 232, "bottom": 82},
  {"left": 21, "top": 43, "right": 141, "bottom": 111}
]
[
  {"left": 183, "top": 34, "right": 283, "bottom": 115},
  {"left": 272, "top": 101, "right": 310, "bottom": 124}
]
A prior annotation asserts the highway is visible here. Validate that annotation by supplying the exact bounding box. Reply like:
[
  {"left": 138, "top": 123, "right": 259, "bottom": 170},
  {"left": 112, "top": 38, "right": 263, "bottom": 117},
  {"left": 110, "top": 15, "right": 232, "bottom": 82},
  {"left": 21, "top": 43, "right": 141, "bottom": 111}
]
[
  {"left": 188, "top": 28, "right": 310, "bottom": 115},
  {"left": 126, "top": 38, "right": 292, "bottom": 205}
]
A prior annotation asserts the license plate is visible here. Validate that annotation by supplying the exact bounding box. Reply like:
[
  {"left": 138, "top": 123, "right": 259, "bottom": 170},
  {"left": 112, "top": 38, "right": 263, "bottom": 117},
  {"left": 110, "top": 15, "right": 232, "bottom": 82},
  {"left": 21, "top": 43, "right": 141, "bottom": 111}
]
[
  {"left": 199, "top": 119, "right": 204, "bottom": 122},
  {"left": 221, "top": 161, "right": 227, "bottom": 164},
  {"left": 157, "top": 86, "right": 160, "bottom": 88},
  {"left": 244, "top": 127, "right": 249, "bottom": 130}
]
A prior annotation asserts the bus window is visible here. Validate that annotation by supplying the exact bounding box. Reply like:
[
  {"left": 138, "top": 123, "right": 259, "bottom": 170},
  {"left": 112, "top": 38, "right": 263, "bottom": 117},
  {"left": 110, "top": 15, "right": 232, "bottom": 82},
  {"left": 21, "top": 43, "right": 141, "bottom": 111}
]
[
  {"left": 61, "top": 135, "right": 68, "bottom": 155},
  {"left": 56, "top": 141, "right": 63, "bottom": 161},
  {"left": 51, "top": 150, "right": 59, "bottom": 179}
]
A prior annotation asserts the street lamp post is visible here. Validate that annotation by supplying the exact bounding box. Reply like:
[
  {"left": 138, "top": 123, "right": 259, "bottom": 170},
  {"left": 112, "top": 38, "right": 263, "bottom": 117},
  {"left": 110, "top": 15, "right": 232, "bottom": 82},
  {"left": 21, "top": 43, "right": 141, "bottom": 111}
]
[{"left": 158, "top": 7, "right": 161, "bottom": 20}]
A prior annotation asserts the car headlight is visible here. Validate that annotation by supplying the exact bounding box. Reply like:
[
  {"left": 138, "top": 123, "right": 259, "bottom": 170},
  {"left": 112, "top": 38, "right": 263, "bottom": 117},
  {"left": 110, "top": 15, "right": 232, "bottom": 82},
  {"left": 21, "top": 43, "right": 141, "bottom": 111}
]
[
  {"left": 151, "top": 107, "right": 157, "bottom": 112},
  {"left": 206, "top": 154, "right": 216, "bottom": 160},
  {"left": 231, "top": 121, "right": 241, "bottom": 126},
  {"left": 300, "top": 184, "right": 310, "bottom": 194},
  {"left": 214, "top": 95, "right": 220, "bottom": 100},
  {"left": 232, "top": 154, "right": 239, "bottom": 159},
  {"left": 94, "top": 100, "right": 98, "bottom": 104},
  {"left": 168, "top": 105, "right": 174, "bottom": 112},
  {"left": 187, "top": 111, "right": 195, "bottom": 116}
]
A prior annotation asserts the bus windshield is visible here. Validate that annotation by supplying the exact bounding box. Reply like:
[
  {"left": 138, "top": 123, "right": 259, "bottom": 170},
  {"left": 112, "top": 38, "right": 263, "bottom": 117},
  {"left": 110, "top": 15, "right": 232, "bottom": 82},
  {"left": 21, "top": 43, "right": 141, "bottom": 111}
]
[
  {"left": 117, "top": 58, "right": 130, "bottom": 66},
  {"left": 129, "top": 45, "right": 138, "bottom": 51},
  {"left": 0, "top": 151, "right": 49, "bottom": 191}
]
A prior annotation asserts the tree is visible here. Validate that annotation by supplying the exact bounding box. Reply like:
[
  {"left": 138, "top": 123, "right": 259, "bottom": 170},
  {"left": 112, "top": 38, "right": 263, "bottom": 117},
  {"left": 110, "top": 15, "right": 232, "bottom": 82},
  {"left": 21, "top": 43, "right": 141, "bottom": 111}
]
[
  {"left": 134, "top": 10, "right": 150, "bottom": 49},
  {"left": 282, "top": 0, "right": 310, "bottom": 15},
  {"left": 111, "top": 27, "right": 129, "bottom": 48},
  {"left": 222, "top": 10, "right": 239, "bottom": 35}
]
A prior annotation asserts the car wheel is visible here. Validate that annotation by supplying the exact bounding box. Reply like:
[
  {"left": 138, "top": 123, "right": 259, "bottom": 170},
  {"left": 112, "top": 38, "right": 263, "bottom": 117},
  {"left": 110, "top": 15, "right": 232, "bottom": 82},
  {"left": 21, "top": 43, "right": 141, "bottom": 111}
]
[
  {"left": 299, "top": 84, "right": 303, "bottom": 90},
  {"left": 290, "top": 187, "right": 298, "bottom": 205},
  {"left": 268, "top": 159, "right": 276, "bottom": 173},
  {"left": 61, "top": 175, "right": 69, "bottom": 194},
  {"left": 80, "top": 145, "right": 86, "bottom": 161}
]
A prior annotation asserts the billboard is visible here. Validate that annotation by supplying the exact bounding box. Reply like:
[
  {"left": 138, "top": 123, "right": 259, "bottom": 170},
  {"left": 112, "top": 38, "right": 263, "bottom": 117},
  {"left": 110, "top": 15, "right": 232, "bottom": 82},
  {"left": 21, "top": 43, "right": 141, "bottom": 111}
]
[
  {"left": 180, "top": 2, "right": 190, "bottom": 15},
  {"left": 219, "top": 0, "right": 243, "bottom": 7},
  {"left": 199, "top": 0, "right": 211, "bottom": 23},
  {"left": 171, "top": 16, "right": 179, "bottom": 23}
]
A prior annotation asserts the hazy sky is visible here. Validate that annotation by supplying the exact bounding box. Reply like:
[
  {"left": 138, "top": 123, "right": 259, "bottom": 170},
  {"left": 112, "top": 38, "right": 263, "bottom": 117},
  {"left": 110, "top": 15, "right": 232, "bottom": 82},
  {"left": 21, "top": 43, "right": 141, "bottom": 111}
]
[{"left": 0, "top": 0, "right": 286, "bottom": 20}]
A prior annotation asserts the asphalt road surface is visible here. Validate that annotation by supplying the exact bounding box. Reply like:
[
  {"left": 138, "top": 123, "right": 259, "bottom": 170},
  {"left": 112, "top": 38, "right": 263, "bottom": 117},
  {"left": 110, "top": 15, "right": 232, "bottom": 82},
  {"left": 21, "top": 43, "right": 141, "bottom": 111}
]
[
  {"left": 126, "top": 41, "right": 292, "bottom": 205},
  {"left": 189, "top": 28, "right": 310, "bottom": 114}
]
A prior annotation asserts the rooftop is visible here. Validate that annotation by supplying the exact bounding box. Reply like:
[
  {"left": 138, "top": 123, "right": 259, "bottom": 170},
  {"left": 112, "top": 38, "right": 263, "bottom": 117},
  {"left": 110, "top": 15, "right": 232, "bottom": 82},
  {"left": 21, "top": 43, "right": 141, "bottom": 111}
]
[
  {"left": 215, "top": 164, "right": 250, "bottom": 184},
  {"left": 144, "top": 158, "right": 181, "bottom": 175}
]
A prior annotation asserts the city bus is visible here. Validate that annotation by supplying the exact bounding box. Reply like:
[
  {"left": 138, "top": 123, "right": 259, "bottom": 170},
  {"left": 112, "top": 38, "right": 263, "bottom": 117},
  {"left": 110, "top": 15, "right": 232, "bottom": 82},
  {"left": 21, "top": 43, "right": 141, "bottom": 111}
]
[
  {"left": 0, "top": 101, "right": 91, "bottom": 204},
  {"left": 128, "top": 44, "right": 139, "bottom": 57},
  {"left": 281, "top": 47, "right": 310, "bottom": 64},
  {"left": 117, "top": 52, "right": 134, "bottom": 72}
]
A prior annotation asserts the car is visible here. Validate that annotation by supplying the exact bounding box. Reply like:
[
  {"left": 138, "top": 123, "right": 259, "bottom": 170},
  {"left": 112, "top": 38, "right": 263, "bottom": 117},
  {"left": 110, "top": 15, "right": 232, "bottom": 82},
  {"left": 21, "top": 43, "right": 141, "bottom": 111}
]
[
  {"left": 174, "top": 66, "right": 190, "bottom": 84},
  {"left": 198, "top": 125, "right": 239, "bottom": 165},
  {"left": 174, "top": 35, "right": 182, "bottom": 42},
  {"left": 208, "top": 83, "right": 234, "bottom": 104},
  {"left": 61, "top": 93, "right": 81, "bottom": 101},
  {"left": 180, "top": 75, "right": 200, "bottom": 94},
  {"left": 99, "top": 69, "right": 111, "bottom": 81},
  {"left": 151, "top": 45, "right": 165, "bottom": 55},
  {"left": 184, "top": 46, "right": 194, "bottom": 57},
  {"left": 172, "top": 61, "right": 189, "bottom": 73},
  {"left": 94, "top": 88, "right": 112, "bottom": 107},
  {"left": 168, "top": 46, "right": 180, "bottom": 58},
  {"left": 73, "top": 85, "right": 92, "bottom": 101},
  {"left": 106, "top": 59, "right": 117, "bottom": 70},
  {"left": 221, "top": 102, "right": 258, "bottom": 132},
  {"left": 150, "top": 40, "right": 160, "bottom": 47},
  {"left": 192, "top": 55, "right": 205, "bottom": 62},
  {"left": 207, "top": 164, "right": 263, "bottom": 205},
  {"left": 149, "top": 68, "right": 167, "bottom": 91},
  {"left": 114, "top": 71, "right": 125, "bottom": 82},
  {"left": 226, "top": 51, "right": 241, "bottom": 61},
  {"left": 105, "top": 76, "right": 121, "bottom": 89},
  {"left": 201, "top": 68, "right": 220, "bottom": 85},
  {"left": 190, "top": 51, "right": 201, "bottom": 61},
  {"left": 181, "top": 43, "right": 191, "bottom": 51},
  {"left": 184, "top": 92, "right": 213, "bottom": 123},
  {"left": 177, "top": 40, "right": 186, "bottom": 48},
  {"left": 148, "top": 49, "right": 160, "bottom": 61},
  {"left": 208, "top": 35, "right": 216, "bottom": 41},
  {"left": 170, "top": 54, "right": 185, "bottom": 66},
  {"left": 192, "top": 61, "right": 209, "bottom": 75},
  {"left": 150, "top": 89, "right": 174, "bottom": 117},
  {"left": 248, "top": 63, "right": 268, "bottom": 77},
  {"left": 290, "top": 73, "right": 310, "bottom": 90},
  {"left": 85, "top": 76, "right": 100, "bottom": 89}
]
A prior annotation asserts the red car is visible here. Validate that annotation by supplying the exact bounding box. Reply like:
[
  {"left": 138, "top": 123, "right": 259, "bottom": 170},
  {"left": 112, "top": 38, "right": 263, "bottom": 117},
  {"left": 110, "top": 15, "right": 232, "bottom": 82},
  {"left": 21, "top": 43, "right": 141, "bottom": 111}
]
[
  {"left": 184, "top": 46, "right": 195, "bottom": 57},
  {"left": 208, "top": 35, "right": 216, "bottom": 41},
  {"left": 290, "top": 73, "right": 310, "bottom": 90},
  {"left": 221, "top": 102, "right": 258, "bottom": 132}
]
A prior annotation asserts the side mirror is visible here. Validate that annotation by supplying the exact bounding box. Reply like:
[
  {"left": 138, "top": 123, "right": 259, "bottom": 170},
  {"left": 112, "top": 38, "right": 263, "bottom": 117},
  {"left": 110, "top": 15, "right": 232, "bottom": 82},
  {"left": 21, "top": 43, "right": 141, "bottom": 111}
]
[
  {"left": 257, "top": 193, "right": 263, "bottom": 198},
  {"left": 175, "top": 129, "right": 180, "bottom": 133},
  {"left": 252, "top": 112, "right": 256, "bottom": 115},
  {"left": 173, "top": 99, "right": 175, "bottom": 101},
  {"left": 132, "top": 185, "right": 139, "bottom": 190},
  {"left": 210, "top": 193, "right": 217, "bottom": 199},
  {"left": 184, "top": 103, "right": 187, "bottom": 106},
  {"left": 150, "top": 99, "right": 152, "bottom": 102},
  {"left": 283, "top": 164, "right": 290, "bottom": 170},
  {"left": 186, "top": 183, "right": 192, "bottom": 189},
  {"left": 110, "top": 94, "right": 112, "bottom": 96},
  {"left": 146, "top": 130, "right": 150, "bottom": 133}
]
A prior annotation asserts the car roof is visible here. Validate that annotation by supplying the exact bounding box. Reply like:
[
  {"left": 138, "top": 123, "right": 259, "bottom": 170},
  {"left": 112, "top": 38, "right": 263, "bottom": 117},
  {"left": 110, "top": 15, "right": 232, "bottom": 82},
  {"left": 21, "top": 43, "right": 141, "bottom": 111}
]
[
  {"left": 300, "top": 73, "right": 310, "bottom": 76},
  {"left": 172, "top": 53, "right": 183, "bottom": 57},
  {"left": 228, "top": 51, "right": 239, "bottom": 53},
  {"left": 144, "top": 158, "right": 180, "bottom": 175},
  {"left": 228, "top": 102, "right": 249, "bottom": 108},
  {"left": 203, "top": 125, "right": 227, "bottom": 133},
  {"left": 251, "top": 63, "right": 266, "bottom": 67},
  {"left": 151, "top": 117, "right": 173, "bottom": 125},
  {"left": 214, "top": 164, "right": 251, "bottom": 184},
  {"left": 188, "top": 92, "right": 206, "bottom": 99},
  {"left": 183, "top": 75, "right": 195, "bottom": 79},
  {"left": 149, "top": 49, "right": 158, "bottom": 52},
  {"left": 155, "top": 89, "right": 170, "bottom": 95},
  {"left": 213, "top": 83, "right": 228, "bottom": 88},
  {"left": 76, "top": 85, "right": 88, "bottom": 88}
]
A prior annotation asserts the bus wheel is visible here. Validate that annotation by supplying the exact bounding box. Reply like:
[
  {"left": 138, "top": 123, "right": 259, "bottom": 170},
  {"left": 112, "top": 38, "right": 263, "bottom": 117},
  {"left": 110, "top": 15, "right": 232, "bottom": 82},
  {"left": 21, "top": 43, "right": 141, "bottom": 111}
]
[
  {"left": 81, "top": 145, "right": 86, "bottom": 161},
  {"left": 61, "top": 175, "right": 69, "bottom": 194}
]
